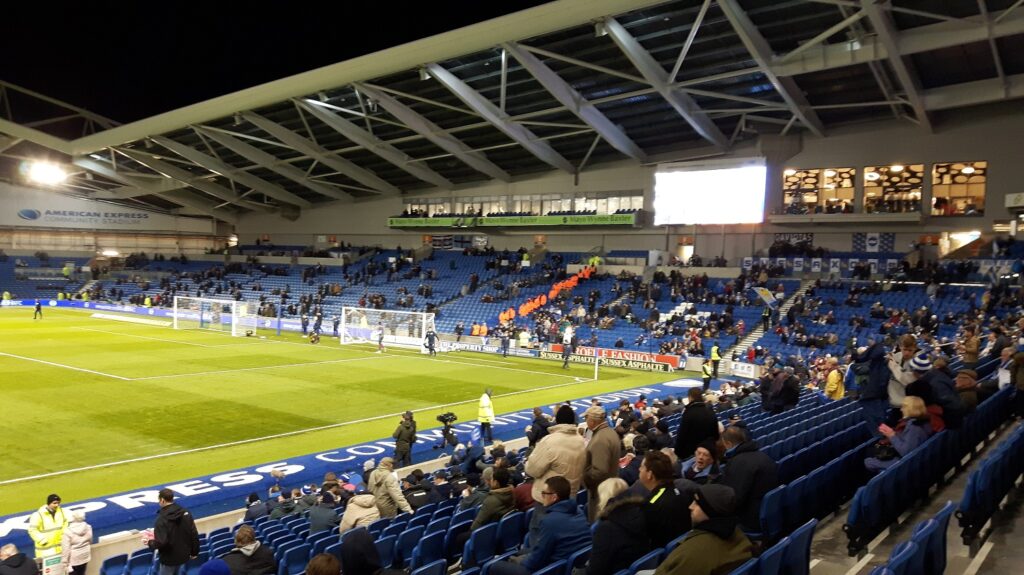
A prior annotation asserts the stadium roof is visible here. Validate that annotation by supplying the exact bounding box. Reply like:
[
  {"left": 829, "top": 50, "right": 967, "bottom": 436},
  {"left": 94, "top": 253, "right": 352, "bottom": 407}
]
[{"left": 2, "top": 0, "right": 1023, "bottom": 224}]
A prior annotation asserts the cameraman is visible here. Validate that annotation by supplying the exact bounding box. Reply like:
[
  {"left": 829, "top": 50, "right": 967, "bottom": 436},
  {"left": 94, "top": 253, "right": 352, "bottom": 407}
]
[{"left": 434, "top": 412, "right": 458, "bottom": 454}]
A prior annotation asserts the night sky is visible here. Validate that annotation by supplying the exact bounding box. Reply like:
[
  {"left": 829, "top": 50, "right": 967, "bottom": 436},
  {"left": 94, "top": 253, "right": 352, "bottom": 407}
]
[{"left": 0, "top": 1, "right": 551, "bottom": 123}]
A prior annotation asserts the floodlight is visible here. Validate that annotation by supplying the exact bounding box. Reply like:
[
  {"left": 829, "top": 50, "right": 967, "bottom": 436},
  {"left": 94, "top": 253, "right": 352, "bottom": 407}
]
[{"left": 27, "top": 161, "right": 67, "bottom": 185}]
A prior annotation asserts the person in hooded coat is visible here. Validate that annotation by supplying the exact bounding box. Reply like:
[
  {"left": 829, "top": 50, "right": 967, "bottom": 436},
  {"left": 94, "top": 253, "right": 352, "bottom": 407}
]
[
  {"left": 339, "top": 527, "right": 404, "bottom": 575},
  {"left": 147, "top": 490, "right": 200, "bottom": 575},
  {"left": 0, "top": 544, "right": 39, "bottom": 575},
  {"left": 221, "top": 525, "right": 276, "bottom": 575},
  {"left": 339, "top": 491, "right": 380, "bottom": 533},
  {"left": 308, "top": 492, "right": 340, "bottom": 534},
  {"left": 242, "top": 494, "right": 267, "bottom": 522},
  {"left": 586, "top": 478, "right": 651, "bottom": 575},
  {"left": 59, "top": 511, "right": 92, "bottom": 575},
  {"left": 653, "top": 484, "right": 754, "bottom": 575}
]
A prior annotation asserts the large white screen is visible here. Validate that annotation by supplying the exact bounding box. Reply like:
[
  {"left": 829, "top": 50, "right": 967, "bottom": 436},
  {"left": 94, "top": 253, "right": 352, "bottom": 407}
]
[{"left": 653, "top": 163, "right": 766, "bottom": 225}]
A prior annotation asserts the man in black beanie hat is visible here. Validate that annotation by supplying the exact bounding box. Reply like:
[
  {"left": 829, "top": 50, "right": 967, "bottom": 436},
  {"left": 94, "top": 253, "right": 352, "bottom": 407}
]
[{"left": 652, "top": 484, "right": 753, "bottom": 575}]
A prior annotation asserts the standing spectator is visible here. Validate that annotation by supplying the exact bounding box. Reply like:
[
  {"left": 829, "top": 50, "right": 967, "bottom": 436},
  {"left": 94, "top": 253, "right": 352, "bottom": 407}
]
[
  {"left": 719, "top": 427, "right": 779, "bottom": 533},
  {"left": 392, "top": 411, "right": 416, "bottom": 468},
  {"left": 586, "top": 478, "right": 651, "bottom": 575},
  {"left": 959, "top": 326, "right": 980, "bottom": 370},
  {"left": 906, "top": 353, "right": 967, "bottom": 430},
  {"left": 368, "top": 458, "right": 412, "bottom": 517},
  {"left": 701, "top": 359, "right": 713, "bottom": 392},
  {"left": 221, "top": 525, "right": 276, "bottom": 575},
  {"left": 146, "top": 489, "right": 200, "bottom": 575},
  {"left": 710, "top": 342, "right": 721, "bottom": 379},
  {"left": 0, "top": 545, "right": 39, "bottom": 575},
  {"left": 339, "top": 492, "right": 380, "bottom": 533},
  {"left": 852, "top": 341, "right": 892, "bottom": 436},
  {"left": 308, "top": 492, "right": 340, "bottom": 534},
  {"left": 674, "top": 388, "right": 720, "bottom": 461},
  {"left": 524, "top": 406, "right": 585, "bottom": 545},
  {"left": 886, "top": 335, "right": 919, "bottom": 412},
  {"left": 583, "top": 405, "right": 621, "bottom": 521},
  {"left": 527, "top": 407, "right": 553, "bottom": 446},
  {"left": 489, "top": 477, "right": 591, "bottom": 575},
  {"left": 824, "top": 357, "right": 845, "bottom": 400},
  {"left": 27, "top": 494, "right": 67, "bottom": 560},
  {"left": 653, "top": 485, "right": 754, "bottom": 575},
  {"left": 59, "top": 511, "right": 91, "bottom": 575},
  {"left": 479, "top": 389, "right": 495, "bottom": 443},
  {"left": 639, "top": 451, "right": 692, "bottom": 548}
]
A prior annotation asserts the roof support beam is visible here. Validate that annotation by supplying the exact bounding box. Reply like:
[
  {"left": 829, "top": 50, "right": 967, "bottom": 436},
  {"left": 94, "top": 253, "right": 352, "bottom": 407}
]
[
  {"left": 159, "top": 190, "right": 240, "bottom": 224},
  {"left": 353, "top": 83, "right": 512, "bottom": 181},
  {"left": 114, "top": 148, "right": 276, "bottom": 212},
  {"left": 922, "top": 73, "right": 1024, "bottom": 110},
  {"left": 151, "top": 136, "right": 311, "bottom": 208},
  {"left": 425, "top": 63, "right": 577, "bottom": 173},
  {"left": 717, "top": 0, "right": 827, "bottom": 138},
  {"left": 501, "top": 42, "right": 647, "bottom": 162},
  {"left": 778, "top": 10, "right": 867, "bottom": 64},
  {"left": 772, "top": 6, "right": 1024, "bottom": 76},
  {"left": 603, "top": 17, "right": 729, "bottom": 149},
  {"left": 860, "top": 1, "right": 933, "bottom": 131},
  {"left": 296, "top": 99, "right": 453, "bottom": 189},
  {"left": 194, "top": 125, "right": 352, "bottom": 202},
  {"left": 242, "top": 111, "right": 402, "bottom": 195}
]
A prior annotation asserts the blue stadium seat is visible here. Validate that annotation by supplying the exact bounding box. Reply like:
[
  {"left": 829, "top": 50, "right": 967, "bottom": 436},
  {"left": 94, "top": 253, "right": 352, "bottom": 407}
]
[
  {"left": 277, "top": 544, "right": 310, "bottom": 575},
  {"left": 729, "top": 559, "right": 757, "bottom": 574},
  {"left": 410, "top": 559, "right": 448, "bottom": 575},
  {"left": 759, "top": 485, "right": 787, "bottom": 543},
  {"left": 444, "top": 520, "right": 474, "bottom": 562},
  {"left": 754, "top": 537, "right": 787, "bottom": 575},
  {"left": 496, "top": 512, "right": 525, "bottom": 553},
  {"left": 100, "top": 554, "right": 128, "bottom": 575},
  {"left": 566, "top": 545, "right": 592, "bottom": 575},
  {"left": 781, "top": 519, "right": 817, "bottom": 575},
  {"left": 375, "top": 534, "right": 397, "bottom": 569},
  {"left": 462, "top": 523, "right": 498, "bottom": 568},
  {"left": 534, "top": 560, "right": 568, "bottom": 575},
  {"left": 410, "top": 531, "right": 446, "bottom": 571},
  {"left": 926, "top": 501, "right": 955, "bottom": 575},
  {"left": 395, "top": 526, "right": 426, "bottom": 567},
  {"left": 125, "top": 552, "right": 152, "bottom": 575},
  {"left": 626, "top": 549, "right": 664, "bottom": 575},
  {"left": 884, "top": 541, "right": 919, "bottom": 575},
  {"left": 426, "top": 517, "right": 452, "bottom": 535},
  {"left": 367, "top": 517, "right": 391, "bottom": 537}
]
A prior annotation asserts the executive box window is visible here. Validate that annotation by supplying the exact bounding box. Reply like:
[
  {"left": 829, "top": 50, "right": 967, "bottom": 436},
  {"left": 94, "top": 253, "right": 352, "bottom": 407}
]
[
  {"left": 402, "top": 198, "right": 450, "bottom": 216},
  {"left": 863, "top": 164, "right": 923, "bottom": 213},
  {"left": 932, "top": 161, "right": 986, "bottom": 216},
  {"left": 573, "top": 192, "right": 643, "bottom": 215},
  {"left": 782, "top": 167, "right": 855, "bottom": 214}
]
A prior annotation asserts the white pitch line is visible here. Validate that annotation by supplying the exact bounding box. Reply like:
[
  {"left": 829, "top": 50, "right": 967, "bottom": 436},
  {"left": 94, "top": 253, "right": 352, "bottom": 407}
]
[
  {"left": 393, "top": 353, "right": 583, "bottom": 379},
  {"left": 128, "top": 355, "right": 386, "bottom": 381},
  {"left": 74, "top": 326, "right": 259, "bottom": 348},
  {"left": 0, "top": 372, "right": 600, "bottom": 485},
  {"left": 0, "top": 351, "right": 131, "bottom": 380}
]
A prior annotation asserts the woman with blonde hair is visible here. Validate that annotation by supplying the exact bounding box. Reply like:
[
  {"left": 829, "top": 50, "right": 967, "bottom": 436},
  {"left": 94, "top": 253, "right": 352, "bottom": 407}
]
[
  {"left": 60, "top": 510, "right": 92, "bottom": 575},
  {"left": 586, "top": 478, "right": 652, "bottom": 575},
  {"left": 863, "top": 395, "right": 933, "bottom": 473}
]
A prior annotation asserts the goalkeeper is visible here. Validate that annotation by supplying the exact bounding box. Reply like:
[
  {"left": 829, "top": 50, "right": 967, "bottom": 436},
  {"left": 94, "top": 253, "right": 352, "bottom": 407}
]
[{"left": 424, "top": 328, "right": 438, "bottom": 356}]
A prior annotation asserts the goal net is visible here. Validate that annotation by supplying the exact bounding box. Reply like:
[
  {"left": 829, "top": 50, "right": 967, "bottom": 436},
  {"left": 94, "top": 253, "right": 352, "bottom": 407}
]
[
  {"left": 340, "top": 307, "right": 436, "bottom": 352},
  {"left": 172, "top": 296, "right": 260, "bottom": 337}
]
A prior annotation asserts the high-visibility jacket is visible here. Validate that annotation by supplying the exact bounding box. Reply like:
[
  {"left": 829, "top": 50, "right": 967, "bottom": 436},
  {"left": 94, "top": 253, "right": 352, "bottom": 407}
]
[
  {"left": 478, "top": 393, "right": 495, "bottom": 423},
  {"left": 711, "top": 345, "right": 721, "bottom": 361},
  {"left": 480, "top": 325, "right": 489, "bottom": 337},
  {"left": 702, "top": 363, "right": 713, "bottom": 380},
  {"left": 28, "top": 505, "right": 67, "bottom": 558},
  {"left": 471, "top": 324, "right": 481, "bottom": 336}
]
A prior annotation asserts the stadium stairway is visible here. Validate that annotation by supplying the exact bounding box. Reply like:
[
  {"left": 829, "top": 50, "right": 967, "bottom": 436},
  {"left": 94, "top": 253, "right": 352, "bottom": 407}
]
[{"left": 727, "top": 278, "right": 815, "bottom": 371}]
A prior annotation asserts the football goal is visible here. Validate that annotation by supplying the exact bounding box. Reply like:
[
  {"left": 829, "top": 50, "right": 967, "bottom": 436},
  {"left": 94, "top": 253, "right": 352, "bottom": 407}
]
[
  {"left": 339, "top": 306, "right": 436, "bottom": 352},
  {"left": 172, "top": 296, "right": 261, "bottom": 337}
]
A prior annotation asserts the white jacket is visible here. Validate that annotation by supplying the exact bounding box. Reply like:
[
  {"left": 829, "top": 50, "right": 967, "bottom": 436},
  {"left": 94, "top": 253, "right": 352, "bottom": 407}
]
[{"left": 60, "top": 520, "right": 91, "bottom": 568}]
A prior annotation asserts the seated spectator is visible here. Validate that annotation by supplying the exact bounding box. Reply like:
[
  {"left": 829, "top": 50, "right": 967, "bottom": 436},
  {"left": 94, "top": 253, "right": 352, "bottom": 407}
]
[
  {"left": 458, "top": 474, "right": 487, "bottom": 510},
  {"left": 683, "top": 439, "right": 721, "bottom": 485},
  {"left": 304, "top": 554, "right": 340, "bottom": 575},
  {"left": 339, "top": 492, "right": 380, "bottom": 533},
  {"left": 269, "top": 490, "right": 297, "bottom": 519},
  {"left": 864, "top": 396, "right": 934, "bottom": 473},
  {"left": 640, "top": 450, "right": 692, "bottom": 548},
  {"left": 906, "top": 353, "right": 966, "bottom": 430},
  {"left": 308, "top": 492, "right": 340, "bottom": 534},
  {"left": 488, "top": 476, "right": 591, "bottom": 575},
  {"left": 719, "top": 426, "right": 779, "bottom": 532},
  {"left": 954, "top": 369, "right": 980, "bottom": 413},
  {"left": 242, "top": 493, "right": 267, "bottom": 522},
  {"left": 653, "top": 484, "right": 754, "bottom": 575},
  {"left": 0, "top": 544, "right": 39, "bottom": 575},
  {"left": 586, "top": 478, "right": 651, "bottom": 575},
  {"left": 221, "top": 525, "right": 276, "bottom": 575},
  {"left": 471, "top": 468, "right": 516, "bottom": 530},
  {"left": 428, "top": 470, "right": 453, "bottom": 503}
]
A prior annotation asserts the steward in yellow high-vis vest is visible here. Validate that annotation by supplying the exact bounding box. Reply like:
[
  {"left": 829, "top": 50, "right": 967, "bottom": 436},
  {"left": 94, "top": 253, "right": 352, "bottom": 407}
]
[
  {"left": 478, "top": 389, "right": 495, "bottom": 443},
  {"left": 28, "top": 494, "right": 68, "bottom": 558}
]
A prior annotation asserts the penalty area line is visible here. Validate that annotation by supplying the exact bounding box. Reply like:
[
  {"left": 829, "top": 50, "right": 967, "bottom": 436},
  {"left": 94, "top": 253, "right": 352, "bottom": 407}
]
[
  {"left": 0, "top": 351, "right": 130, "bottom": 380},
  {"left": 0, "top": 373, "right": 602, "bottom": 486}
]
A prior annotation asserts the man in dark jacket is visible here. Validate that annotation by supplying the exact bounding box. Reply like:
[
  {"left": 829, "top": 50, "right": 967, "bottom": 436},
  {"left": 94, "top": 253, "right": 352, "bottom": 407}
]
[
  {"left": 674, "top": 387, "right": 720, "bottom": 460},
  {"left": 719, "top": 427, "right": 779, "bottom": 532},
  {"left": 490, "top": 476, "right": 591, "bottom": 575},
  {"left": 147, "top": 489, "right": 200, "bottom": 575},
  {"left": 221, "top": 525, "right": 276, "bottom": 575},
  {"left": 0, "top": 544, "right": 39, "bottom": 575},
  {"left": 852, "top": 341, "right": 891, "bottom": 436},
  {"left": 242, "top": 493, "right": 267, "bottom": 522},
  {"left": 308, "top": 492, "right": 340, "bottom": 534},
  {"left": 392, "top": 412, "right": 416, "bottom": 468},
  {"left": 639, "top": 451, "right": 692, "bottom": 548},
  {"left": 428, "top": 470, "right": 453, "bottom": 503},
  {"left": 907, "top": 353, "right": 967, "bottom": 429},
  {"left": 268, "top": 491, "right": 296, "bottom": 520},
  {"left": 471, "top": 468, "right": 516, "bottom": 530}
]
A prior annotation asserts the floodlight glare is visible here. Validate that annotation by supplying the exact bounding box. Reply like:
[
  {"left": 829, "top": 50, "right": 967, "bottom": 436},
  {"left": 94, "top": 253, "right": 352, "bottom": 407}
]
[{"left": 28, "top": 161, "right": 68, "bottom": 185}]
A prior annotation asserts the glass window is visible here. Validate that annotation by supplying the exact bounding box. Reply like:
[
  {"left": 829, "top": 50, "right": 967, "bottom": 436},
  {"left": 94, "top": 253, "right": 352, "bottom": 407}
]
[
  {"left": 932, "top": 161, "right": 986, "bottom": 216},
  {"left": 863, "top": 164, "right": 923, "bottom": 213},
  {"left": 782, "top": 168, "right": 855, "bottom": 214}
]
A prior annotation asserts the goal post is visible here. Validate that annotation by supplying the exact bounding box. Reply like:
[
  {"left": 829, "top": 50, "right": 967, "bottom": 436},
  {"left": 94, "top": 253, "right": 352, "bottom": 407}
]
[
  {"left": 339, "top": 306, "right": 436, "bottom": 352},
  {"left": 173, "top": 296, "right": 260, "bottom": 337}
]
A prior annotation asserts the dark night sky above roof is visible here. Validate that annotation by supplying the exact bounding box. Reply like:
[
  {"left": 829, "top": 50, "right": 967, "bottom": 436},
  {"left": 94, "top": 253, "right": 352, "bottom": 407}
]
[{"left": 0, "top": 1, "right": 551, "bottom": 123}]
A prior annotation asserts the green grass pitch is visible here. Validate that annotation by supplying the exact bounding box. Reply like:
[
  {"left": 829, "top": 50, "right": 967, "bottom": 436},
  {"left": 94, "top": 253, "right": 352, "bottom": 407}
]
[{"left": 0, "top": 307, "right": 685, "bottom": 515}]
